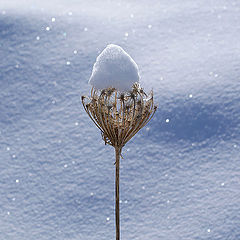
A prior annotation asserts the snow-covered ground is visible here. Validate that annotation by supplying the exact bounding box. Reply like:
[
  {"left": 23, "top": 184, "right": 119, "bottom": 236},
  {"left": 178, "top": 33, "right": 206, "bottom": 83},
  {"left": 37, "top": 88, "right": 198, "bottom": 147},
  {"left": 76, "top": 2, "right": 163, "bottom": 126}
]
[{"left": 0, "top": 0, "right": 240, "bottom": 239}]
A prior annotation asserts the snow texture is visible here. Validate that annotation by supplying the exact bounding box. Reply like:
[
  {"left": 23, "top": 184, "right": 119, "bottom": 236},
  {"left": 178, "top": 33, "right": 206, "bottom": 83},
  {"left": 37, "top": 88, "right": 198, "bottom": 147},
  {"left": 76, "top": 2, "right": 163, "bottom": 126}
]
[
  {"left": 89, "top": 44, "right": 140, "bottom": 91},
  {"left": 0, "top": 0, "right": 240, "bottom": 240}
]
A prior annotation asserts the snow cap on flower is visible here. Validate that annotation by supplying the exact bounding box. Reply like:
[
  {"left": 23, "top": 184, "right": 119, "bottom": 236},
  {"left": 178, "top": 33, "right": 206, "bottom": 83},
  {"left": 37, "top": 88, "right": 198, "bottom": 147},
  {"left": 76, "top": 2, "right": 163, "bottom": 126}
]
[{"left": 89, "top": 44, "right": 140, "bottom": 92}]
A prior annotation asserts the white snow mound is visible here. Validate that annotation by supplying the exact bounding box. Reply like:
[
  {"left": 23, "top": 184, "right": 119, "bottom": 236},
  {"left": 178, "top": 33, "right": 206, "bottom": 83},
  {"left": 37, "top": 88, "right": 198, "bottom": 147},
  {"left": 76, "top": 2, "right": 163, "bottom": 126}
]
[{"left": 89, "top": 44, "right": 140, "bottom": 91}]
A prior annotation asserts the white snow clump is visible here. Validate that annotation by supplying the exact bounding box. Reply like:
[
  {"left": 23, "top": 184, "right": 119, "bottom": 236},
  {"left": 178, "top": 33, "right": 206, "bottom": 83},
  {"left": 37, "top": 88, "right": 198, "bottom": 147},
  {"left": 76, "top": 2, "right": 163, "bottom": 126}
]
[{"left": 89, "top": 44, "right": 140, "bottom": 92}]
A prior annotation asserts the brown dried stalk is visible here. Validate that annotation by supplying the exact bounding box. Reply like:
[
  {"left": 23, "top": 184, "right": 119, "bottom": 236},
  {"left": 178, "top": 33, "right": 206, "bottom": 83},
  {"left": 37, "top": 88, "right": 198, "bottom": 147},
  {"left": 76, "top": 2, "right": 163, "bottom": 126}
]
[{"left": 82, "top": 83, "right": 157, "bottom": 240}]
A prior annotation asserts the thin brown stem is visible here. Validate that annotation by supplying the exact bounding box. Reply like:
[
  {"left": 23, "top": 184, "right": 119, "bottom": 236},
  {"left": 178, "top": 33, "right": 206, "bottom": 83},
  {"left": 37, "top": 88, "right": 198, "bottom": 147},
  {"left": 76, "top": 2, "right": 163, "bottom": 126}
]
[{"left": 115, "top": 147, "right": 121, "bottom": 240}]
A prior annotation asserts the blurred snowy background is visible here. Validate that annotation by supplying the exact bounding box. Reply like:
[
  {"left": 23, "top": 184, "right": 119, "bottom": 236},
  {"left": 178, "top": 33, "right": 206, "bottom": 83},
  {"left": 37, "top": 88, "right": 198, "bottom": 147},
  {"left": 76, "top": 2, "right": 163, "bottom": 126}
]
[{"left": 0, "top": 0, "right": 240, "bottom": 239}]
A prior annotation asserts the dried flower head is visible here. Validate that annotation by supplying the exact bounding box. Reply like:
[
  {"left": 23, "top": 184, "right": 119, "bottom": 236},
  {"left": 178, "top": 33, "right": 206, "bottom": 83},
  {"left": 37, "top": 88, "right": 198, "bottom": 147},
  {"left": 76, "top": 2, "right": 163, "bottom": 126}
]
[{"left": 82, "top": 83, "right": 157, "bottom": 148}]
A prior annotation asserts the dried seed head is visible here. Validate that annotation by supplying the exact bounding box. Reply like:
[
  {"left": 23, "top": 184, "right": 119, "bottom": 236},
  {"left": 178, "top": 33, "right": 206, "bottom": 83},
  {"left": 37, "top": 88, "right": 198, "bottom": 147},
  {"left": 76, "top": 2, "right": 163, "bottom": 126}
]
[
  {"left": 82, "top": 84, "right": 156, "bottom": 147},
  {"left": 107, "top": 88, "right": 115, "bottom": 96},
  {"left": 132, "top": 82, "right": 140, "bottom": 90},
  {"left": 100, "top": 89, "right": 106, "bottom": 96},
  {"left": 120, "top": 93, "right": 125, "bottom": 101}
]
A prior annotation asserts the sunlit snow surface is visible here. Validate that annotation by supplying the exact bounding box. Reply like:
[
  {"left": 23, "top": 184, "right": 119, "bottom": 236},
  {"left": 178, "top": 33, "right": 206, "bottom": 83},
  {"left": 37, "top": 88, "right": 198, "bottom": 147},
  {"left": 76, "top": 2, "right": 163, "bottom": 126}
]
[{"left": 0, "top": 0, "right": 240, "bottom": 240}]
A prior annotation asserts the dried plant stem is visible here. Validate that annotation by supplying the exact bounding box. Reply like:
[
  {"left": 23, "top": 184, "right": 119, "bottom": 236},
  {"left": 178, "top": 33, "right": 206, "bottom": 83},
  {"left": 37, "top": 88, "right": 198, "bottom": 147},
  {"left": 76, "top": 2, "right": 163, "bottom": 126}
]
[{"left": 115, "top": 147, "right": 121, "bottom": 240}]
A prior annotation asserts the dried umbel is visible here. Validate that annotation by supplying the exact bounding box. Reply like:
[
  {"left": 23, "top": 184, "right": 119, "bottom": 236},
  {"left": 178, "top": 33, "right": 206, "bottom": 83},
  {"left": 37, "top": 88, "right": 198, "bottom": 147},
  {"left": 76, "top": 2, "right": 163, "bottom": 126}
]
[{"left": 82, "top": 83, "right": 157, "bottom": 149}]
